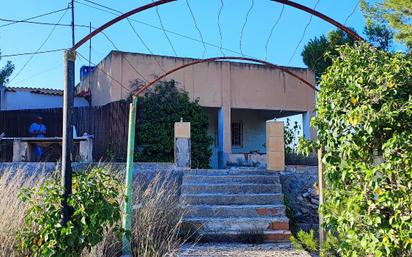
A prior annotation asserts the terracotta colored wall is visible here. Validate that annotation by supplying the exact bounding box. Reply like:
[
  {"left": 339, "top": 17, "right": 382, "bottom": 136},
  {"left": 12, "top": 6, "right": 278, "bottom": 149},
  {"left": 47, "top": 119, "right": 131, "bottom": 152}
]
[{"left": 78, "top": 51, "right": 316, "bottom": 114}]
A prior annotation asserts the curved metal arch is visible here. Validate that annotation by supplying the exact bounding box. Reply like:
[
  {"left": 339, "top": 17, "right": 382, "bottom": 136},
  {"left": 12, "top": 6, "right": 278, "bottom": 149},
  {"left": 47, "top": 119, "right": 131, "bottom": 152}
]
[
  {"left": 72, "top": 0, "right": 364, "bottom": 51},
  {"left": 133, "top": 56, "right": 318, "bottom": 97}
]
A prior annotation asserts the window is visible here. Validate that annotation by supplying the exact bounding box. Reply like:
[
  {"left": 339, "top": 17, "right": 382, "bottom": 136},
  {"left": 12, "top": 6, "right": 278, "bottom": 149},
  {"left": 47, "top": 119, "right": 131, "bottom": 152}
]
[{"left": 231, "top": 122, "right": 243, "bottom": 147}]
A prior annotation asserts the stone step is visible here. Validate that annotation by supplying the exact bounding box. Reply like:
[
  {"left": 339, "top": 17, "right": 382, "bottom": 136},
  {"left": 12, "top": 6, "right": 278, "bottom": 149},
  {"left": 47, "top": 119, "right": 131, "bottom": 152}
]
[
  {"left": 186, "top": 204, "right": 286, "bottom": 218},
  {"left": 182, "top": 175, "right": 280, "bottom": 184},
  {"left": 181, "top": 183, "right": 282, "bottom": 194},
  {"left": 181, "top": 193, "right": 284, "bottom": 205},
  {"left": 184, "top": 217, "right": 289, "bottom": 232},
  {"left": 200, "top": 230, "right": 291, "bottom": 243},
  {"left": 187, "top": 169, "right": 274, "bottom": 176}
]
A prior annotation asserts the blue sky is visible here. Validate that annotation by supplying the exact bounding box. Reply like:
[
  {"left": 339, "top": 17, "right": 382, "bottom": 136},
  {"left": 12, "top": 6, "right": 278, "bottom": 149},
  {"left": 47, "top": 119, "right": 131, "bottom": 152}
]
[{"left": 0, "top": 0, "right": 366, "bottom": 90}]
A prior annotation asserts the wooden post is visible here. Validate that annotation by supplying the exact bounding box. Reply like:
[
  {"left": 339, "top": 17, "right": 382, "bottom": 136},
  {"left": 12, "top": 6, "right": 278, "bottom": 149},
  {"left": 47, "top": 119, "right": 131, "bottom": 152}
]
[
  {"left": 62, "top": 50, "right": 76, "bottom": 225},
  {"left": 318, "top": 147, "right": 326, "bottom": 245}
]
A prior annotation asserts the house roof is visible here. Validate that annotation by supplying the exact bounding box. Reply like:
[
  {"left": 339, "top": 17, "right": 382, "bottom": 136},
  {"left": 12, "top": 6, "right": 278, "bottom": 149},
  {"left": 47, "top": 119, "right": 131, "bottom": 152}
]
[{"left": 6, "top": 86, "right": 64, "bottom": 96}]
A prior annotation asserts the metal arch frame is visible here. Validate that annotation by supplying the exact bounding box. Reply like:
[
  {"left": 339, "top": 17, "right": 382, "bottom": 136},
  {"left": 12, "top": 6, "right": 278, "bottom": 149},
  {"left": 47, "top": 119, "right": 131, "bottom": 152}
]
[
  {"left": 72, "top": 0, "right": 364, "bottom": 52},
  {"left": 133, "top": 56, "right": 318, "bottom": 97}
]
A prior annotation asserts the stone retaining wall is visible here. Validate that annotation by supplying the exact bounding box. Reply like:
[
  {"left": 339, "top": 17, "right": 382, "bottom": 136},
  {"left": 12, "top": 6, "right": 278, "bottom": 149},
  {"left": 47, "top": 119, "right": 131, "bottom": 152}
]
[{"left": 281, "top": 165, "right": 319, "bottom": 234}]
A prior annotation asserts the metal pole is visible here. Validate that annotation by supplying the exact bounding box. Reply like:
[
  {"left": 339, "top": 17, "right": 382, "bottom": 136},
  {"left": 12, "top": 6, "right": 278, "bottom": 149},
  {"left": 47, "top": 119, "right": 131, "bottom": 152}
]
[
  {"left": 122, "top": 96, "right": 138, "bottom": 256},
  {"left": 62, "top": 50, "right": 76, "bottom": 225},
  {"left": 318, "top": 147, "right": 326, "bottom": 245}
]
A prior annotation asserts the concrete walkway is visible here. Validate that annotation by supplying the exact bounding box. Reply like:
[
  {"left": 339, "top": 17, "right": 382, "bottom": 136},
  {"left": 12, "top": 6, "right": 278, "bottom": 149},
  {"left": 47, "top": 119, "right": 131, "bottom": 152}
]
[{"left": 178, "top": 243, "right": 312, "bottom": 257}]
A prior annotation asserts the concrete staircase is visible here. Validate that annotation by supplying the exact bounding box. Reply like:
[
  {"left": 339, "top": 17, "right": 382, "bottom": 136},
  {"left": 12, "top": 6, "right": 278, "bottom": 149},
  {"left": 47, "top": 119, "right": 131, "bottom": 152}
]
[{"left": 180, "top": 169, "right": 290, "bottom": 242}]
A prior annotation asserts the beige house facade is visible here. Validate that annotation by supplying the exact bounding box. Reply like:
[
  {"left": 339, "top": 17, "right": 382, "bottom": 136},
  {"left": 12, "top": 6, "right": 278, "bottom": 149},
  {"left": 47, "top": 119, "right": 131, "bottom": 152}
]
[{"left": 76, "top": 51, "right": 316, "bottom": 168}]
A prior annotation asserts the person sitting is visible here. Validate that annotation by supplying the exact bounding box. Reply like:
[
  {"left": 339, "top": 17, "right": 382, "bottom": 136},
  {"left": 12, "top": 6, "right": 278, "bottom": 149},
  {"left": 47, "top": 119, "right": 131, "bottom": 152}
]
[{"left": 29, "top": 116, "right": 47, "bottom": 161}]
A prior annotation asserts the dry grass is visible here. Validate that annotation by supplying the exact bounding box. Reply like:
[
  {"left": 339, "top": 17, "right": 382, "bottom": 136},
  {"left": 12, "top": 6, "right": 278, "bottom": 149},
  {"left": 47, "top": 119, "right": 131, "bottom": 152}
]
[{"left": 0, "top": 165, "right": 52, "bottom": 257}]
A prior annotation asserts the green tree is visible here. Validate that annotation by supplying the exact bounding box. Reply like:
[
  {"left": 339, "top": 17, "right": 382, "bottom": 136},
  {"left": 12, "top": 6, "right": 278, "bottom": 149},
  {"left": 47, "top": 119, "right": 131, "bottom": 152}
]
[
  {"left": 301, "top": 29, "right": 356, "bottom": 81},
  {"left": 300, "top": 42, "right": 412, "bottom": 256},
  {"left": 361, "top": 0, "right": 412, "bottom": 49},
  {"left": 135, "top": 80, "right": 213, "bottom": 168},
  {"left": 0, "top": 49, "right": 14, "bottom": 85}
]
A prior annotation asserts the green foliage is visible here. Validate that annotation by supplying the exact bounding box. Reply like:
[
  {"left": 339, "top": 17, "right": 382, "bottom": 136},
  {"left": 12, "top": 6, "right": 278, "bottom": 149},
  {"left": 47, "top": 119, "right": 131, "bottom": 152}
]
[
  {"left": 17, "top": 168, "right": 123, "bottom": 257},
  {"left": 303, "top": 42, "right": 412, "bottom": 256},
  {"left": 290, "top": 229, "right": 318, "bottom": 253},
  {"left": 136, "top": 80, "right": 213, "bottom": 168},
  {"left": 301, "top": 29, "right": 356, "bottom": 81},
  {"left": 284, "top": 118, "right": 301, "bottom": 155},
  {"left": 361, "top": 0, "right": 412, "bottom": 49},
  {"left": 0, "top": 49, "right": 14, "bottom": 85}
]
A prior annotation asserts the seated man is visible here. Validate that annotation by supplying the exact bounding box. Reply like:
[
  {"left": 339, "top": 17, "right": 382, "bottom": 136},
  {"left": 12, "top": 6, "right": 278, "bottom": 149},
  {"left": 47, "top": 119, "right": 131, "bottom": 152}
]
[{"left": 29, "top": 116, "right": 47, "bottom": 161}]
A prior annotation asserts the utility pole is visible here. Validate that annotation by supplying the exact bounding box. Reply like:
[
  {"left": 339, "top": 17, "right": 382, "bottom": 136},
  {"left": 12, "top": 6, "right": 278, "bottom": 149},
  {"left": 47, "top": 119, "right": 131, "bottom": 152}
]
[{"left": 62, "top": 0, "right": 76, "bottom": 225}]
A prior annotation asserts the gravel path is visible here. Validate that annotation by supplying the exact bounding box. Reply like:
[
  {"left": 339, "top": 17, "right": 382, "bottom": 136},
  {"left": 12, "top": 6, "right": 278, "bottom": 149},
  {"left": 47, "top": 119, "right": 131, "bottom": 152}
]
[{"left": 178, "top": 243, "right": 312, "bottom": 257}]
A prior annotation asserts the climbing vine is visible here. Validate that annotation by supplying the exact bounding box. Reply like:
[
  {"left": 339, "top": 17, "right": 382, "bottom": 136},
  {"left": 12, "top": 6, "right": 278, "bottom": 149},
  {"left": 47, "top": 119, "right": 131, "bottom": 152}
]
[{"left": 301, "top": 42, "right": 412, "bottom": 256}]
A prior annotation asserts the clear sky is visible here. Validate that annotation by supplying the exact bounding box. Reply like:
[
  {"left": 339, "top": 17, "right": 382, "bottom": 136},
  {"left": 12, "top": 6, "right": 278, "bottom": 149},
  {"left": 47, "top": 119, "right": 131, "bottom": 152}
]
[{"left": 0, "top": 0, "right": 366, "bottom": 90}]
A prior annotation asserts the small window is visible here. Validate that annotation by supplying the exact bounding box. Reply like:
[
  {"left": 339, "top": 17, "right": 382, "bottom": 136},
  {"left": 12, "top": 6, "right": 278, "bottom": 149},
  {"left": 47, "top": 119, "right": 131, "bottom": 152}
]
[{"left": 231, "top": 122, "right": 243, "bottom": 147}]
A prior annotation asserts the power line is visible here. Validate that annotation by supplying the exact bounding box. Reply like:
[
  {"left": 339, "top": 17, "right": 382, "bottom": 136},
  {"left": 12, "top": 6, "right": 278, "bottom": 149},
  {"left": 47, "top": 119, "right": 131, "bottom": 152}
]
[
  {"left": 264, "top": 4, "right": 284, "bottom": 60},
  {"left": 240, "top": 0, "right": 255, "bottom": 56},
  {"left": 152, "top": 0, "right": 178, "bottom": 56},
  {"left": 0, "top": 7, "right": 69, "bottom": 28},
  {"left": 75, "top": 0, "right": 244, "bottom": 57},
  {"left": 185, "top": 0, "right": 206, "bottom": 58},
  {"left": 217, "top": 0, "right": 225, "bottom": 56},
  {"left": 9, "top": 8, "right": 69, "bottom": 85},
  {"left": 344, "top": 0, "right": 360, "bottom": 25},
  {"left": 287, "top": 0, "right": 320, "bottom": 65},
  {"left": 0, "top": 48, "right": 66, "bottom": 58}
]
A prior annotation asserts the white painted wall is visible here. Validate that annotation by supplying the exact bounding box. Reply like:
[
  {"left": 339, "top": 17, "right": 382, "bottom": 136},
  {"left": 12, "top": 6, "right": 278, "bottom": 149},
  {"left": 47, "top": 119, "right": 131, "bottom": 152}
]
[{"left": 2, "top": 91, "right": 89, "bottom": 110}]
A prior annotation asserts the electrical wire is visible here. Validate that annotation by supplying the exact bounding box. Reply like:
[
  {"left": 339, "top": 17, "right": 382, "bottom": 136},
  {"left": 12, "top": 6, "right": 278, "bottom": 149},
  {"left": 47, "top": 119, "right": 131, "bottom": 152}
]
[
  {"left": 152, "top": 0, "right": 178, "bottom": 56},
  {"left": 344, "top": 0, "right": 360, "bottom": 25},
  {"left": 239, "top": 0, "right": 255, "bottom": 56},
  {"left": 0, "top": 7, "right": 69, "bottom": 28},
  {"left": 8, "top": 8, "right": 69, "bottom": 85},
  {"left": 185, "top": 0, "right": 206, "bottom": 58},
  {"left": 75, "top": 0, "right": 245, "bottom": 57},
  {"left": 77, "top": 51, "right": 132, "bottom": 94},
  {"left": 0, "top": 48, "right": 66, "bottom": 58},
  {"left": 287, "top": 0, "right": 320, "bottom": 65},
  {"left": 264, "top": 4, "right": 284, "bottom": 60},
  {"left": 217, "top": 0, "right": 225, "bottom": 56}
]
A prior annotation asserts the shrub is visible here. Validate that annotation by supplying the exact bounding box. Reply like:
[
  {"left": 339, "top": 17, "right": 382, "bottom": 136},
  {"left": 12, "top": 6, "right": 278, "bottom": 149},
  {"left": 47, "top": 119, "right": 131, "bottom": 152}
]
[
  {"left": 17, "top": 167, "right": 123, "bottom": 257},
  {"left": 301, "top": 42, "right": 412, "bottom": 256},
  {"left": 290, "top": 229, "right": 318, "bottom": 253},
  {"left": 135, "top": 80, "right": 213, "bottom": 168}
]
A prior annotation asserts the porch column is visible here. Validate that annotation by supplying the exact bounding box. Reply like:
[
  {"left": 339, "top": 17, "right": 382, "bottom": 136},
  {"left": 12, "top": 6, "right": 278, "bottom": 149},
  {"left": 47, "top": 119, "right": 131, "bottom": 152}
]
[
  {"left": 266, "top": 120, "right": 285, "bottom": 171},
  {"left": 218, "top": 106, "right": 231, "bottom": 169},
  {"left": 303, "top": 111, "right": 316, "bottom": 139},
  {"left": 174, "top": 120, "right": 191, "bottom": 169}
]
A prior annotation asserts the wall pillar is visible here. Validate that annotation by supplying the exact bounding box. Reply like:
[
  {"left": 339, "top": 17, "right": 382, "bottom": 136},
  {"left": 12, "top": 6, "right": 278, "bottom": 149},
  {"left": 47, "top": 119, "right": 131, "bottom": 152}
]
[
  {"left": 218, "top": 106, "right": 231, "bottom": 169},
  {"left": 266, "top": 121, "right": 285, "bottom": 171},
  {"left": 79, "top": 135, "right": 93, "bottom": 162},
  {"left": 174, "top": 121, "right": 191, "bottom": 169},
  {"left": 12, "top": 140, "right": 29, "bottom": 162}
]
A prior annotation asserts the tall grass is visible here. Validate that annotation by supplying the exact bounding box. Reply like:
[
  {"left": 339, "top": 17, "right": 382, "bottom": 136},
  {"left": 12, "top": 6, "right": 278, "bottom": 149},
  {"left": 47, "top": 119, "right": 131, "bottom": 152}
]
[
  {"left": 0, "top": 165, "right": 190, "bottom": 257},
  {"left": 0, "top": 165, "right": 51, "bottom": 256}
]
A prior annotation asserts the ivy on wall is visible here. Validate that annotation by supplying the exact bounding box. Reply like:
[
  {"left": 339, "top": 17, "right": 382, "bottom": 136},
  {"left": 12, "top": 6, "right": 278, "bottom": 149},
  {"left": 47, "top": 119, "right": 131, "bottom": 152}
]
[
  {"left": 135, "top": 80, "right": 213, "bottom": 168},
  {"left": 301, "top": 42, "right": 412, "bottom": 256}
]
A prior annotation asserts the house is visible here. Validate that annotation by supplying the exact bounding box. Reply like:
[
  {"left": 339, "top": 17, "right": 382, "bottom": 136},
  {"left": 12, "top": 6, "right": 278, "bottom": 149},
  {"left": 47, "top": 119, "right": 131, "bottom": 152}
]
[
  {"left": 76, "top": 51, "right": 316, "bottom": 168},
  {"left": 0, "top": 85, "right": 89, "bottom": 111}
]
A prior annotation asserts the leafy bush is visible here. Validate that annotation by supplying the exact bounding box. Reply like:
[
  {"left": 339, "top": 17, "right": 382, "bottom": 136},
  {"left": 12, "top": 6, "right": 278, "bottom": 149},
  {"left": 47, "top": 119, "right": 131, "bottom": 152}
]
[
  {"left": 290, "top": 229, "right": 318, "bottom": 253},
  {"left": 284, "top": 118, "right": 301, "bottom": 155},
  {"left": 17, "top": 168, "right": 123, "bottom": 257},
  {"left": 136, "top": 80, "right": 213, "bottom": 168},
  {"left": 301, "top": 42, "right": 412, "bottom": 256}
]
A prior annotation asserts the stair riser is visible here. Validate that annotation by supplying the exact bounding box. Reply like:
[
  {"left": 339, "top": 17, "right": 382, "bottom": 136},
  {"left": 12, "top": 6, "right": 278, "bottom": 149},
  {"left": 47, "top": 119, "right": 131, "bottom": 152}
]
[
  {"left": 187, "top": 169, "right": 275, "bottom": 176},
  {"left": 183, "top": 176, "right": 280, "bottom": 184},
  {"left": 181, "top": 184, "right": 282, "bottom": 194},
  {"left": 184, "top": 219, "right": 289, "bottom": 232},
  {"left": 187, "top": 206, "right": 286, "bottom": 218},
  {"left": 182, "top": 194, "right": 283, "bottom": 205}
]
